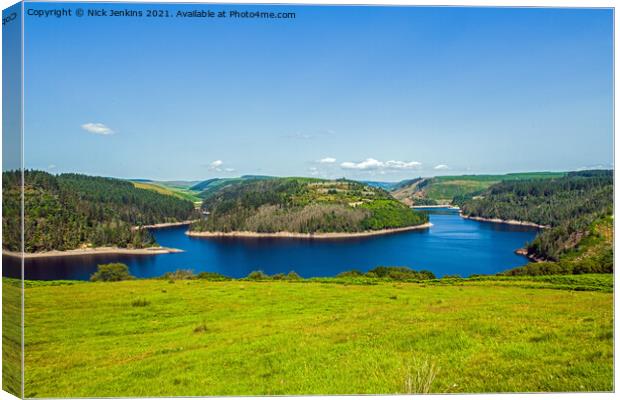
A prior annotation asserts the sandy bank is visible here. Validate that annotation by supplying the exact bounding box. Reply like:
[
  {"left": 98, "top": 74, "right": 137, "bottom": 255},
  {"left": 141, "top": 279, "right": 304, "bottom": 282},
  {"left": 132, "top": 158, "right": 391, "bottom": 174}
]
[
  {"left": 3, "top": 246, "right": 184, "bottom": 259},
  {"left": 186, "top": 223, "right": 433, "bottom": 239},
  {"left": 133, "top": 220, "right": 198, "bottom": 230},
  {"left": 412, "top": 205, "right": 460, "bottom": 210},
  {"left": 460, "top": 213, "right": 549, "bottom": 229}
]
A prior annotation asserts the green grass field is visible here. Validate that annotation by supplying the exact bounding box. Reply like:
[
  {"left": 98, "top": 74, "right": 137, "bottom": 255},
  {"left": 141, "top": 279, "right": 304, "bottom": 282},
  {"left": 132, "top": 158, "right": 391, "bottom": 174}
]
[
  {"left": 8, "top": 274, "right": 613, "bottom": 397},
  {"left": 132, "top": 181, "right": 201, "bottom": 203}
]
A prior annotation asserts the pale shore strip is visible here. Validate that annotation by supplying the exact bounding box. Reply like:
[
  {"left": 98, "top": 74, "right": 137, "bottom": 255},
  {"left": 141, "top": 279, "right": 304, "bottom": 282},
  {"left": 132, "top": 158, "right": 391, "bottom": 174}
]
[
  {"left": 412, "top": 205, "right": 460, "bottom": 209},
  {"left": 186, "top": 223, "right": 433, "bottom": 239},
  {"left": 515, "top": 247, "right": 545, "bottom": 262},
  {"left": 133, "top": 220, "right": 199, "bottom": 230},
  {"left": 460, "top": 213, "right": 549, "bottom": 229},
  {"left": 3, "top": 246, "right": 184, "bottom": 259}
]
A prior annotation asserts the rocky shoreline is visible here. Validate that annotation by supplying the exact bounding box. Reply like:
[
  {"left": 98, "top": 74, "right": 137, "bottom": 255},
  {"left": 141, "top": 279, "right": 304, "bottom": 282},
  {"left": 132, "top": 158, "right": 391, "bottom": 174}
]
[
  {"left": 186, "top": 222, "right": 433, "bottom": 239},
  {"left": 460, "top": 213, "right": 549, "bottom": 229}
]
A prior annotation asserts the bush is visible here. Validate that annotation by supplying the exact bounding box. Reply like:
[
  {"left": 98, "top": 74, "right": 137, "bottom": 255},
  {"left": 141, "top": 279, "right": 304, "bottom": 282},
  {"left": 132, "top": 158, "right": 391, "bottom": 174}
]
[
  {"left": 244, "top": 270, "right": 303, "bottom": 281},
  {"left": 286, "top": 271, "right": 301, "bottom": 280},
  {"left": 337, "top": 269, "right": 364, "bottom": 278},
  {"left": 196, "top": 272, "right": 231, "bottom": 281},
  {"left": 90, "top": 263, "right": 134, "bottom": 282},
  {"left": 368, "top": 266, "right": 436, "bottom": 281},
  {"left": 501, "top": 254, "right": 613, "bottom": 276},
  {"left": 246, "top": 270, "right": 269, "bottom": 280},
  {"left": 161, "top": 269, "right": 195, "bottom": 280}
]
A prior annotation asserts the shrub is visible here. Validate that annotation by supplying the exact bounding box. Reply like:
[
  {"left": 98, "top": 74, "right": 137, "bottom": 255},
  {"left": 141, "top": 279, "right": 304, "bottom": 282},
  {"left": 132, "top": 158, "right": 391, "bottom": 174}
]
[
  {"left": 286, "top": 271, "right": 301, "bottom": 280},
  {"left": 247, "top": 270, "right": 269, "bottom": 280},
  {"left": 337, "top": 269, "right": 364, "bottom": 278},
  {"left": 196, "top": 272, "right": 231, "bottom": 281},
  {"left": 90, "top": 263, "right": 134, "bottom": 282},
  {"left": 161, "top": 269, "right": 195, "bottom": 280},
  {"left": 368, "top": 266, "right": 436, "bottom": 281}
]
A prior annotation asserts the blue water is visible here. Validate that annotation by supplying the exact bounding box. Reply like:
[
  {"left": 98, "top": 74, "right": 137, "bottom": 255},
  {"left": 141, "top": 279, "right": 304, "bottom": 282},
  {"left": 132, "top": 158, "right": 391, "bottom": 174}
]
[{"left": 3, "top": 209, "right": 538, "bottom": 280}]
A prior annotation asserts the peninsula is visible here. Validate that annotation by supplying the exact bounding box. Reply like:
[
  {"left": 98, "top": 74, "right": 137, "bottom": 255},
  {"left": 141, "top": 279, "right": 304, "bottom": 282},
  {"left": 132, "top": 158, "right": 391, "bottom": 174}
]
[{"left": 189, "top": 177, "right": 430, "bottom": 237}]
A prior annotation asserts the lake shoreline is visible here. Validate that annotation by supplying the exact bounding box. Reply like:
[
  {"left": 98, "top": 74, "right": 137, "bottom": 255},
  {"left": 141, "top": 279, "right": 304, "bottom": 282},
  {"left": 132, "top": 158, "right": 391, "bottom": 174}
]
[
  {"left": 515, "top": 248, "right": 546, "bottom": 262},
  {"left": 186, "top": 223, "right": 433, "bottom": 239},
  {"left": 412, "top": 205, "right": 460, "bottom": 209},
  {"left": 3, "top": 246, "right": 184, "bottom": 259},
  {"left": 460, "top": 213, "right": 549, "bottom": 229},
  {"left": 133, "top": 220, "right": 198, "bottom": 230}
]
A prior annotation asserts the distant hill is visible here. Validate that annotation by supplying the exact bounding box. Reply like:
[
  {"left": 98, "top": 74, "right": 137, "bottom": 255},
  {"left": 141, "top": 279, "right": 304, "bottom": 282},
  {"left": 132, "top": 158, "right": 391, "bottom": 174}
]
[
  {"left": 131, "top": 181, "right": 202, "bottom": 203},
  {"left": 189, "top": 178, "right": 221, "bottom": 192},
  {"left": 3, "top": 171, "right": 198, "bottom": 252},
  {"left": 158, "top": 180, "right": 202, "bottom": 189},
  {"left": 190, "top": 177, "right": 428, "bottom": 234},
  {"left": 190, "top": 175, "right": 273, "bottom": 199},
  {"left": 391, "top": 172, "right": 567, "bottom": 206},
  {"left": 359, "top": 180, "right": 402, "bottom": 191}
]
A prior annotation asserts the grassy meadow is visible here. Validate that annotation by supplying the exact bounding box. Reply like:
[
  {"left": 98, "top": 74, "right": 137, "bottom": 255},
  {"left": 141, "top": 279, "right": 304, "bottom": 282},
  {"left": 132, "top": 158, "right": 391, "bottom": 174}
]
[
  {"left": 132, "top": 181, "right": 202, "bottom": 204},
  {"left": 9, "top": 274, "right": 613, "bottom": 397}
]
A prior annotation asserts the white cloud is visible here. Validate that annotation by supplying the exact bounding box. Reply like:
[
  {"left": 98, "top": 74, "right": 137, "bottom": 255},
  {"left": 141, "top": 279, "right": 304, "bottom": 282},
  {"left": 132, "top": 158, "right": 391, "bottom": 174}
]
[
  {"left": 341, "top": 158, "right": 383, "bottom": 170},
  {"left": 81, "top": 122, "right": 114, "bottom": 135},
  {"left": 434, "top": 164, "right": 449, "bottom": 170},
  {"left": 340, "top": 158, "right": 422, "bottom": 171},
  {"left": 318, "top": 157, "right": 336, "bottom": 164},
  {"left": 47, "top": 164, "right": 56, "bottom": 170},
  {"left": 206, "top": 160, "right": 230, "bottom": 172},
  {"left": 209, "top": 160, "right": 223, "bottom": 169},
  {"left": 384, "top": 160, "right": 422, "bottom": 170}
]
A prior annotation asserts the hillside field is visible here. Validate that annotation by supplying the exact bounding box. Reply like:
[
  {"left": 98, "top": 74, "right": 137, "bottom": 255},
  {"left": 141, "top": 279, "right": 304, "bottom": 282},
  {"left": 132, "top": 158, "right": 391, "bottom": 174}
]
[
  {"left": 6, "top": 274, "right": 613, "bottom": 397},
  {"left": 392, "top": 172, "right": 567, "bottom": 205},
  {"left": 132, "top": 181, "right": 202, "bottom": 204}
]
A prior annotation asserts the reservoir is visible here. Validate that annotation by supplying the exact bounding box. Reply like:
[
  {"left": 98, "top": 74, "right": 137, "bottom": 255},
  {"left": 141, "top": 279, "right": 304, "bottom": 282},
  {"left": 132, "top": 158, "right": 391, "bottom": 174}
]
[{"left": 4, "top": 208, "right": 538, "bottom": 280}]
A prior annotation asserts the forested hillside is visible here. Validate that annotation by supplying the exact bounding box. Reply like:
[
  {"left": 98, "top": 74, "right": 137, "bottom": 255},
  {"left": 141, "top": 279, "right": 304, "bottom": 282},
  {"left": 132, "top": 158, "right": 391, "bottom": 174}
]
[
  {"left": 3, "top": 171, "right": 197, "bottom": 252},
  {"left": 191, "top": 178, "right": 428, "bottom": 234},
  {"left": 460, "top": 170, "right": 613, "bottom": 266},
  {"left": 191, "top": 176, "right": 272, "bottom": 199},
  {"left": 391, "top": 172, "right": 566, "bottom": 206}
]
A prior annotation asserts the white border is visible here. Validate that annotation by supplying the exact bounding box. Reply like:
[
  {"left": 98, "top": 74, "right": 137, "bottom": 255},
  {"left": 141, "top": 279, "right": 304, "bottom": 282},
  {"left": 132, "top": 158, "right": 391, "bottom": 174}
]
[{"left": 0, "top": 1, "right": 616, "bottom": 400}]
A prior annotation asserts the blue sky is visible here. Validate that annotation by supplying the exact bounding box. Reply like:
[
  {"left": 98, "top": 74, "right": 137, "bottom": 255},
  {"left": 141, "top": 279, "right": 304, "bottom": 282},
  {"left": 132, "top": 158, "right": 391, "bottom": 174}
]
[{"left": 21, "top": 4, "right": 613, "bottom": 181}]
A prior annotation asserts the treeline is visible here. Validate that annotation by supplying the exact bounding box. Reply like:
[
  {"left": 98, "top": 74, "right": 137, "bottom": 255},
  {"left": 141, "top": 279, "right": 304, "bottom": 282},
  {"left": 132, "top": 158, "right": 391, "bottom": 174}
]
[
  {"left": 3, "top": 170, "right": 197, "bottom": 252},
  {"left": 460, "top": 170, "right": 613, "bottom": 262},
  {"left": 501, "top": 251, "right": 613, "bottom": 276},
  {"left": 338, "top": 266, "right": 436, "bottom": 280},
  {"left": 191, "top": 178, "right": 427, "bottom": 233},
  {"left": 500, "top": 216, "right": 613, "bottom": 276},
  {"left": 89, "top": 264, "right": 435, "bottom": 283}
]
